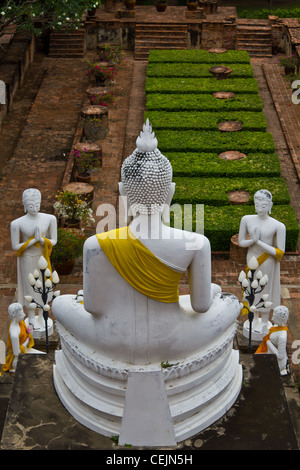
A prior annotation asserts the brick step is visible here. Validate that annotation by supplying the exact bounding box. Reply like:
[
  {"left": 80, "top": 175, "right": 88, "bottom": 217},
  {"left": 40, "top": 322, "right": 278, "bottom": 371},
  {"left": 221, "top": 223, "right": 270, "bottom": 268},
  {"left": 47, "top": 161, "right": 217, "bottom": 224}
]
[
  {"left": 237, "top": 32, "right": 271, "bottom": 38},
  {"left": 136, "top": 32, "right": 187, "bottom": 38},
  {"left": 135, "top": 37, "right": 186, "bottom": 44},
  {"left": 237, "top": 41, "right": 272, "bottom": 47},
  {"left": 237, "top": 43, "right": 272, "bottom": 50},
  {"left": 50, "top": 37, "right": 85, "bottom": 43},
  {"left": 136, "top": 22, "right": 187, "bottom": 29},
  {"left": 49, "top": 45, "right": 85, "bottom": 52},
  {"left": 48, "top": 53, "right": 85, "bottom": 58},
  {"left": 237, "top": 48, "right": 272, "bottom": 57},
  {"left": 237, "top": 26, "right": 271, "bottom": 32}
]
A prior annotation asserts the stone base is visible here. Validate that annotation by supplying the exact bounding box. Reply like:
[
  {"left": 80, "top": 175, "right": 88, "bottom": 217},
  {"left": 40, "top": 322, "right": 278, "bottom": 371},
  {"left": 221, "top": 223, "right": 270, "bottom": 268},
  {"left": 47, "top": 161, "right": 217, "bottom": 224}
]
[
  {"left": 243, "top": 318, "right": 272, "bottom": 342},
  {"left": 1, "top": 353, "right": 298, "bottom": 450},
  {"left": 52, "top": 321, "right": 242, "bottom": 446},
  {"left": 25, "top": 316, "right": 53, "bottom": 340},
  {"left": 115, "top": 9, "right": 136, "bottom": 18},
  {"left": 185, "top": 9, "right": 205, "bottom": 18}
]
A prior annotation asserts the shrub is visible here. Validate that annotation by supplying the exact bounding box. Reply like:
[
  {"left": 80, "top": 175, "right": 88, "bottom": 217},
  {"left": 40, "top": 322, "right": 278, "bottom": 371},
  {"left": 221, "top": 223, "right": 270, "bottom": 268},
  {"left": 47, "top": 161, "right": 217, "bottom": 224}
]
[
  {"left": 239, "top": 7, "right": 300, "bottom": 19},
  {"left": 146, "top": 93, "right": 263, "bottom": 111},
  {"left": 51, "top": 228, "right": 87, "bottom": 265},
  {"left": 148, "top": 49, "right": 251, "bottom": 64},
  {"left": 146, "top": 63, "right": 254, "bottom": 78},
  {"left": 145, "top": 110, "right": 267, "bottom": 131},
  {"left": 171, "top": 176, "right": 291, "bottom": 206},
  {"left": 165, "top": 152, "right": 281, "bottom": 178},
  {"left": 145, "top": 77, "right": 259, "bottom": 94},
  {"left": 155, "top": 130, "right": 275, "bottom": 153}
]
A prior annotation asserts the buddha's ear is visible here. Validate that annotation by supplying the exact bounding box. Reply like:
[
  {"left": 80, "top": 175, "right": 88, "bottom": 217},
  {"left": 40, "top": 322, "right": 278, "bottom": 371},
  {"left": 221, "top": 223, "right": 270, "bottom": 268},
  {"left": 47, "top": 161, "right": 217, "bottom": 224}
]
[
  {"left": 162, "top": 183, "right": 175, "bottom": 224},
  {"left": 118, "top": 182, "right": 126, "bottom": 197},
  {"left": 118, "top": 183, "right": 131, "bottom": 225}
]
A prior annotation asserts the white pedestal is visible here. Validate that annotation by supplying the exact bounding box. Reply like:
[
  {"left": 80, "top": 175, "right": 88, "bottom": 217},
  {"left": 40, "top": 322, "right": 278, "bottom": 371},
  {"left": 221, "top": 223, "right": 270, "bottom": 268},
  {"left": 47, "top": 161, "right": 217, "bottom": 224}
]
[
  {"left": 243, "top": 318, "right": 272, "bottom": 342},
  {"left": 53, "top": 320, "right": 242, "bottom": 446},
  {"left": 119, "top": 371, "right": 176, "bottom": 447},
  {"left": 25, "top": 316, "right": 53, "bottom": 340}
]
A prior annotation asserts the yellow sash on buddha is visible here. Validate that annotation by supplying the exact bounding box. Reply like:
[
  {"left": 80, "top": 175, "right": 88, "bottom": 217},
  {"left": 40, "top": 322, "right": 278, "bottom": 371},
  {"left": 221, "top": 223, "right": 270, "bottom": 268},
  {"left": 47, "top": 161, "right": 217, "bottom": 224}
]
[
  {"left": 96, "top": 226, "right": 184, "bottom": 303},
  {"left": 241, "top": 248, "right": 285, "bottom": 316},
  {"left": 255, "top": 326, "right": 288, "bottom": 354},
  {"left": 16, "top": 237, "right": 53, "bottom": 272},
  {"left": 0, "top": 321, "right": 34, "bottom": 375}
]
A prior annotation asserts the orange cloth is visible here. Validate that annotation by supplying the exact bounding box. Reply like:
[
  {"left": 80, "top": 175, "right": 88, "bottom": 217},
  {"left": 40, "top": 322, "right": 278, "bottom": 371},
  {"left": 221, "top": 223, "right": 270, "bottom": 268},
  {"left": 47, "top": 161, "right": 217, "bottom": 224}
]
[
  {"left": 255, "top": 326, "right": 288, "bottom": 354},
  {"left": 0, "top": 321, "right": 34, "bottom": 374}
]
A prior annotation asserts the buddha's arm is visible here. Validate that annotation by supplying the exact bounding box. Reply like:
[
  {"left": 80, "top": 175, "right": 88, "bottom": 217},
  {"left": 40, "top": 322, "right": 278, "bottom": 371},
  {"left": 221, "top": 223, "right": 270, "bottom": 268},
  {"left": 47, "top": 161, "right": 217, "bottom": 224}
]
[
  {"left": 238, "top": 216, "right": 256, "bottom": 248},
  {"left": 10, "top": 221, "right": 37, "bottom": 252},
  {"left": 9, "top": 324, "right": 21, "bottom": 357},
  {"left": 188, "top": 236, "right": 213, "bottom": 313},
  {"left": 256, "top": 223, "right": 286, "bottom": 258},
  {"left": 45, "top": 215, "right": 58, "bottom": 246},
  {"left": 36, "top": 215, "right": 57, "bottom": 247}
]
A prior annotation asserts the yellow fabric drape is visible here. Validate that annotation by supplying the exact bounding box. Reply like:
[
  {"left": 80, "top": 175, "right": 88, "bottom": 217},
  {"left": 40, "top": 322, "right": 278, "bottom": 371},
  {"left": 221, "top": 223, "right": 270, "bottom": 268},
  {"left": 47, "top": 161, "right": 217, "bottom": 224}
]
[
  {"left": 241, "top": 248, "right": 285, "bottom": 316},
  {"left": 255, "top": 326, "right": 288, "bottom": 354},
  {"left": 0, "top": 321, "right": 34, "bottom": 375},
  {"left": 16, "top": 237, "right": 53, "bottom": 272},
  {"left": 96, "top": 226, "right": 184, "bottom": 303}
]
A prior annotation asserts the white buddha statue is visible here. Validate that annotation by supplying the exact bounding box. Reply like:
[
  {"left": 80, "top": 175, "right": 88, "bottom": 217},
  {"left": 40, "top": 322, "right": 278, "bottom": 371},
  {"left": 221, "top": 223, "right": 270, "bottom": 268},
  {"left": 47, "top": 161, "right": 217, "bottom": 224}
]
[
  {"left": 52, "top": 121, "right": 242, "bottom": 445},
  {"left": 0, "top": 303, "right": 43, "bottom": 375},
  {"left": 256, "top": 305, "right": 289, "bottom": 375},
  {"left": 10, "top": 189, "right": 57, "bottom": 335},
  {"left": 238, "top": 190, "right": 286, "bottom": 339}
]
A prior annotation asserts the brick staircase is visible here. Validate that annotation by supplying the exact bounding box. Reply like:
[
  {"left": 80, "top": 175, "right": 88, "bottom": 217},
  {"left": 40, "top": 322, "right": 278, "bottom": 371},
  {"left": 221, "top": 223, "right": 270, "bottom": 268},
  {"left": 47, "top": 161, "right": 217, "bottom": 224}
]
[
  {"left": 48, "top": 28, "right": 86, "bottom": 58},
  {"left": 134, "top": 23, "right": 187, "bottom": 61},
  {"left": 236, "top": 21, "right": 272, "bottom": 58}
]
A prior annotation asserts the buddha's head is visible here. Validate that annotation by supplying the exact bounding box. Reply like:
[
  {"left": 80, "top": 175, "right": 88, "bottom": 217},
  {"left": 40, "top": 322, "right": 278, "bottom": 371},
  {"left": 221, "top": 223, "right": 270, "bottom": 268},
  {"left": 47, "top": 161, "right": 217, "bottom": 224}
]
[
  {"left": 254, "top": 189, "right": 273, "bottom": 216},
  {"left": 8, "top": 302, "right": 25, "bottom": 322},
  {"left": 22, "top": 188, "right": 41, "bottom": 215},
  {"left": 120, "top": 120, "right": 173, "bottom": 216},
  {"left": 271, "top": 305, "right": 289, "bottom": 326}
]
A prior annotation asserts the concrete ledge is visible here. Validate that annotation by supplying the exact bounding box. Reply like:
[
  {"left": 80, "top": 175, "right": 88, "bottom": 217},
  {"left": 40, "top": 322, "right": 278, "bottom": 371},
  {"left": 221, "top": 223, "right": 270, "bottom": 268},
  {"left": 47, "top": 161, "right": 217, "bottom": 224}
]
[{"left": 0, "top": 353, "right": 298, "bottom": 450}]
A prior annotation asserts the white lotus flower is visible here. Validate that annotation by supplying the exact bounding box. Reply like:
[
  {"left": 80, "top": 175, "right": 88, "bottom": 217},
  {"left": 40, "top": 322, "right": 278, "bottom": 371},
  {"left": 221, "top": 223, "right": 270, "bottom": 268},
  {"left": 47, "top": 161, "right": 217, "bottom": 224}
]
[
  {"left": 248, "top": 256, "right": 259, "bottom": 270},
  {"left": 38, "top": 256, "right": 48, "bottom": 270}
]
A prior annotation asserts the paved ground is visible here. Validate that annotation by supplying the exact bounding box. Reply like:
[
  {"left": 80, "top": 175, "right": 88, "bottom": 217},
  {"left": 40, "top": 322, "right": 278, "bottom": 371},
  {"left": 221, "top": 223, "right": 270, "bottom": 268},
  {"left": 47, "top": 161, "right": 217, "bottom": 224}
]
[{"left": 0, "top": 44, "right": 300, "bottom": 429}]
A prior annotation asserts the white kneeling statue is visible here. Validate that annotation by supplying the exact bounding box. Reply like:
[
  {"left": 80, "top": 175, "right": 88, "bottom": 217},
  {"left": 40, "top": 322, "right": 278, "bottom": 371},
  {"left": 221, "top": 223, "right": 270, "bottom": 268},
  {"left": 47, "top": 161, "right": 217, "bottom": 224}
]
[{"left": 52, "top": 121, "right": 242, "bottom": 446}]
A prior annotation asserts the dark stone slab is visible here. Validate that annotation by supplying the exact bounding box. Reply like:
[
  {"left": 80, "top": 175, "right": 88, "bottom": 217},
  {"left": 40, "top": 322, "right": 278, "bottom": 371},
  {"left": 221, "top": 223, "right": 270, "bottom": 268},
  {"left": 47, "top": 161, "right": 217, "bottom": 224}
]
[
  {"left": 186, "top": 354, "right": 299, "bottom": 450},
  {"left": 0, "top": 352, "right": 298, "bottom": 451}
]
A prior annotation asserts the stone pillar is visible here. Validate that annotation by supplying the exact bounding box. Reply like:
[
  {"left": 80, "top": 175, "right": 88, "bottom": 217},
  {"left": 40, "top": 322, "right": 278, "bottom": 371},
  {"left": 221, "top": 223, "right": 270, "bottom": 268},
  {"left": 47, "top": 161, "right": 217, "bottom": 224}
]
[{"left": 81, "top": 105, "right": 109, "bottom": 142}]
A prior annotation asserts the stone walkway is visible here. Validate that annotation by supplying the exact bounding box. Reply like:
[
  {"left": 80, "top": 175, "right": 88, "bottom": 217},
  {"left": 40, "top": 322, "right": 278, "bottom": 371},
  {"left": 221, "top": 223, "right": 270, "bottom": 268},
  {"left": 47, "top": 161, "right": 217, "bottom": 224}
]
[{"left": 0, "top": 48, "right": 300, "bottom": 390}]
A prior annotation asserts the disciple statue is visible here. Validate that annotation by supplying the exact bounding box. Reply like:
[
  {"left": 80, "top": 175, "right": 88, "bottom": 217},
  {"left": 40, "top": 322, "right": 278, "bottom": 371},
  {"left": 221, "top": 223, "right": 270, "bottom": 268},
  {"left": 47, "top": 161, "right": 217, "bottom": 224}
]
[
  {"left": 238, "top": 189, "right": 286, "bottom": 338},
  {"left": 10, "top": 189, "right": 57, "bottom": 334},
  {"left": 0, "top": 303, "right": 38, "bottom": 374},
  {"left": 256, "top": 305, "right": 289, "bottom": 375},
  {"left": 52, "top": 120, "right": 242, "bottom": 445}
]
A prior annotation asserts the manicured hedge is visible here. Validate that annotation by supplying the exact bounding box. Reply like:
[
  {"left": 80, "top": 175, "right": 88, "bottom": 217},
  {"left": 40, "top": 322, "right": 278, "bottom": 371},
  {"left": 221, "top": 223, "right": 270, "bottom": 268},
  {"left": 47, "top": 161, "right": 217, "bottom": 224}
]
[
  {"left": 145, "top": 49, "right": 299, "bottom": 252},
  {"left": 145, "top": 111, "right": 267, "bottom": 131},
  {"left": 170, "top": 205, "right": 299, "bottom": 252},
  {"left": 145, "top": 77, "right": 259, "bottom": 94},
  {"left": 148, "top": 49, "right": 251, "bottom": 64},
  {"left": 146, "top": 93, "right": 263, "bottom": 112},
  {"left": 165, "top": 152, "right": 281, "bottom": 178},
  {"left": 146, "top": 63, "right": 254, "bottom": 78},
  {"left": 155, "top": 130, "right": 275, "bottom": 153},
  {"left": 172, "top": 177, "right": 290, "bottom": 206}
]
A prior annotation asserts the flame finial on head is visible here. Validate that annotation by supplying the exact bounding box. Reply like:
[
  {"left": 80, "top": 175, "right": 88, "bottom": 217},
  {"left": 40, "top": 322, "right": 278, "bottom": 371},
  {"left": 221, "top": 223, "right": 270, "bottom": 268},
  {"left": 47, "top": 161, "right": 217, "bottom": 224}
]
[{"left": 136, "top": 119, "right": 158, "bottom": 152}]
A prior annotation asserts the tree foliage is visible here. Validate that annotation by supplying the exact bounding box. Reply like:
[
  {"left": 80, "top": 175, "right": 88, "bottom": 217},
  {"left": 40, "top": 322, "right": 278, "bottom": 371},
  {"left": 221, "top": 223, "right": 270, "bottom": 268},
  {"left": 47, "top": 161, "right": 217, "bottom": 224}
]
[{"left": 0, "top": 0, "right": 100, "bottom": 39}]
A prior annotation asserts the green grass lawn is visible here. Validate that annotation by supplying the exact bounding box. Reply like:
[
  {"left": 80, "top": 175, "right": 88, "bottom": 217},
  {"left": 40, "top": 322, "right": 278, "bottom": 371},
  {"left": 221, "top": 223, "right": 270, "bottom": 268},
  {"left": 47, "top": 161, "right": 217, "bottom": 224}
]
[{"left": 145, "top": 49, "right": 299, "bottom": 251}]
